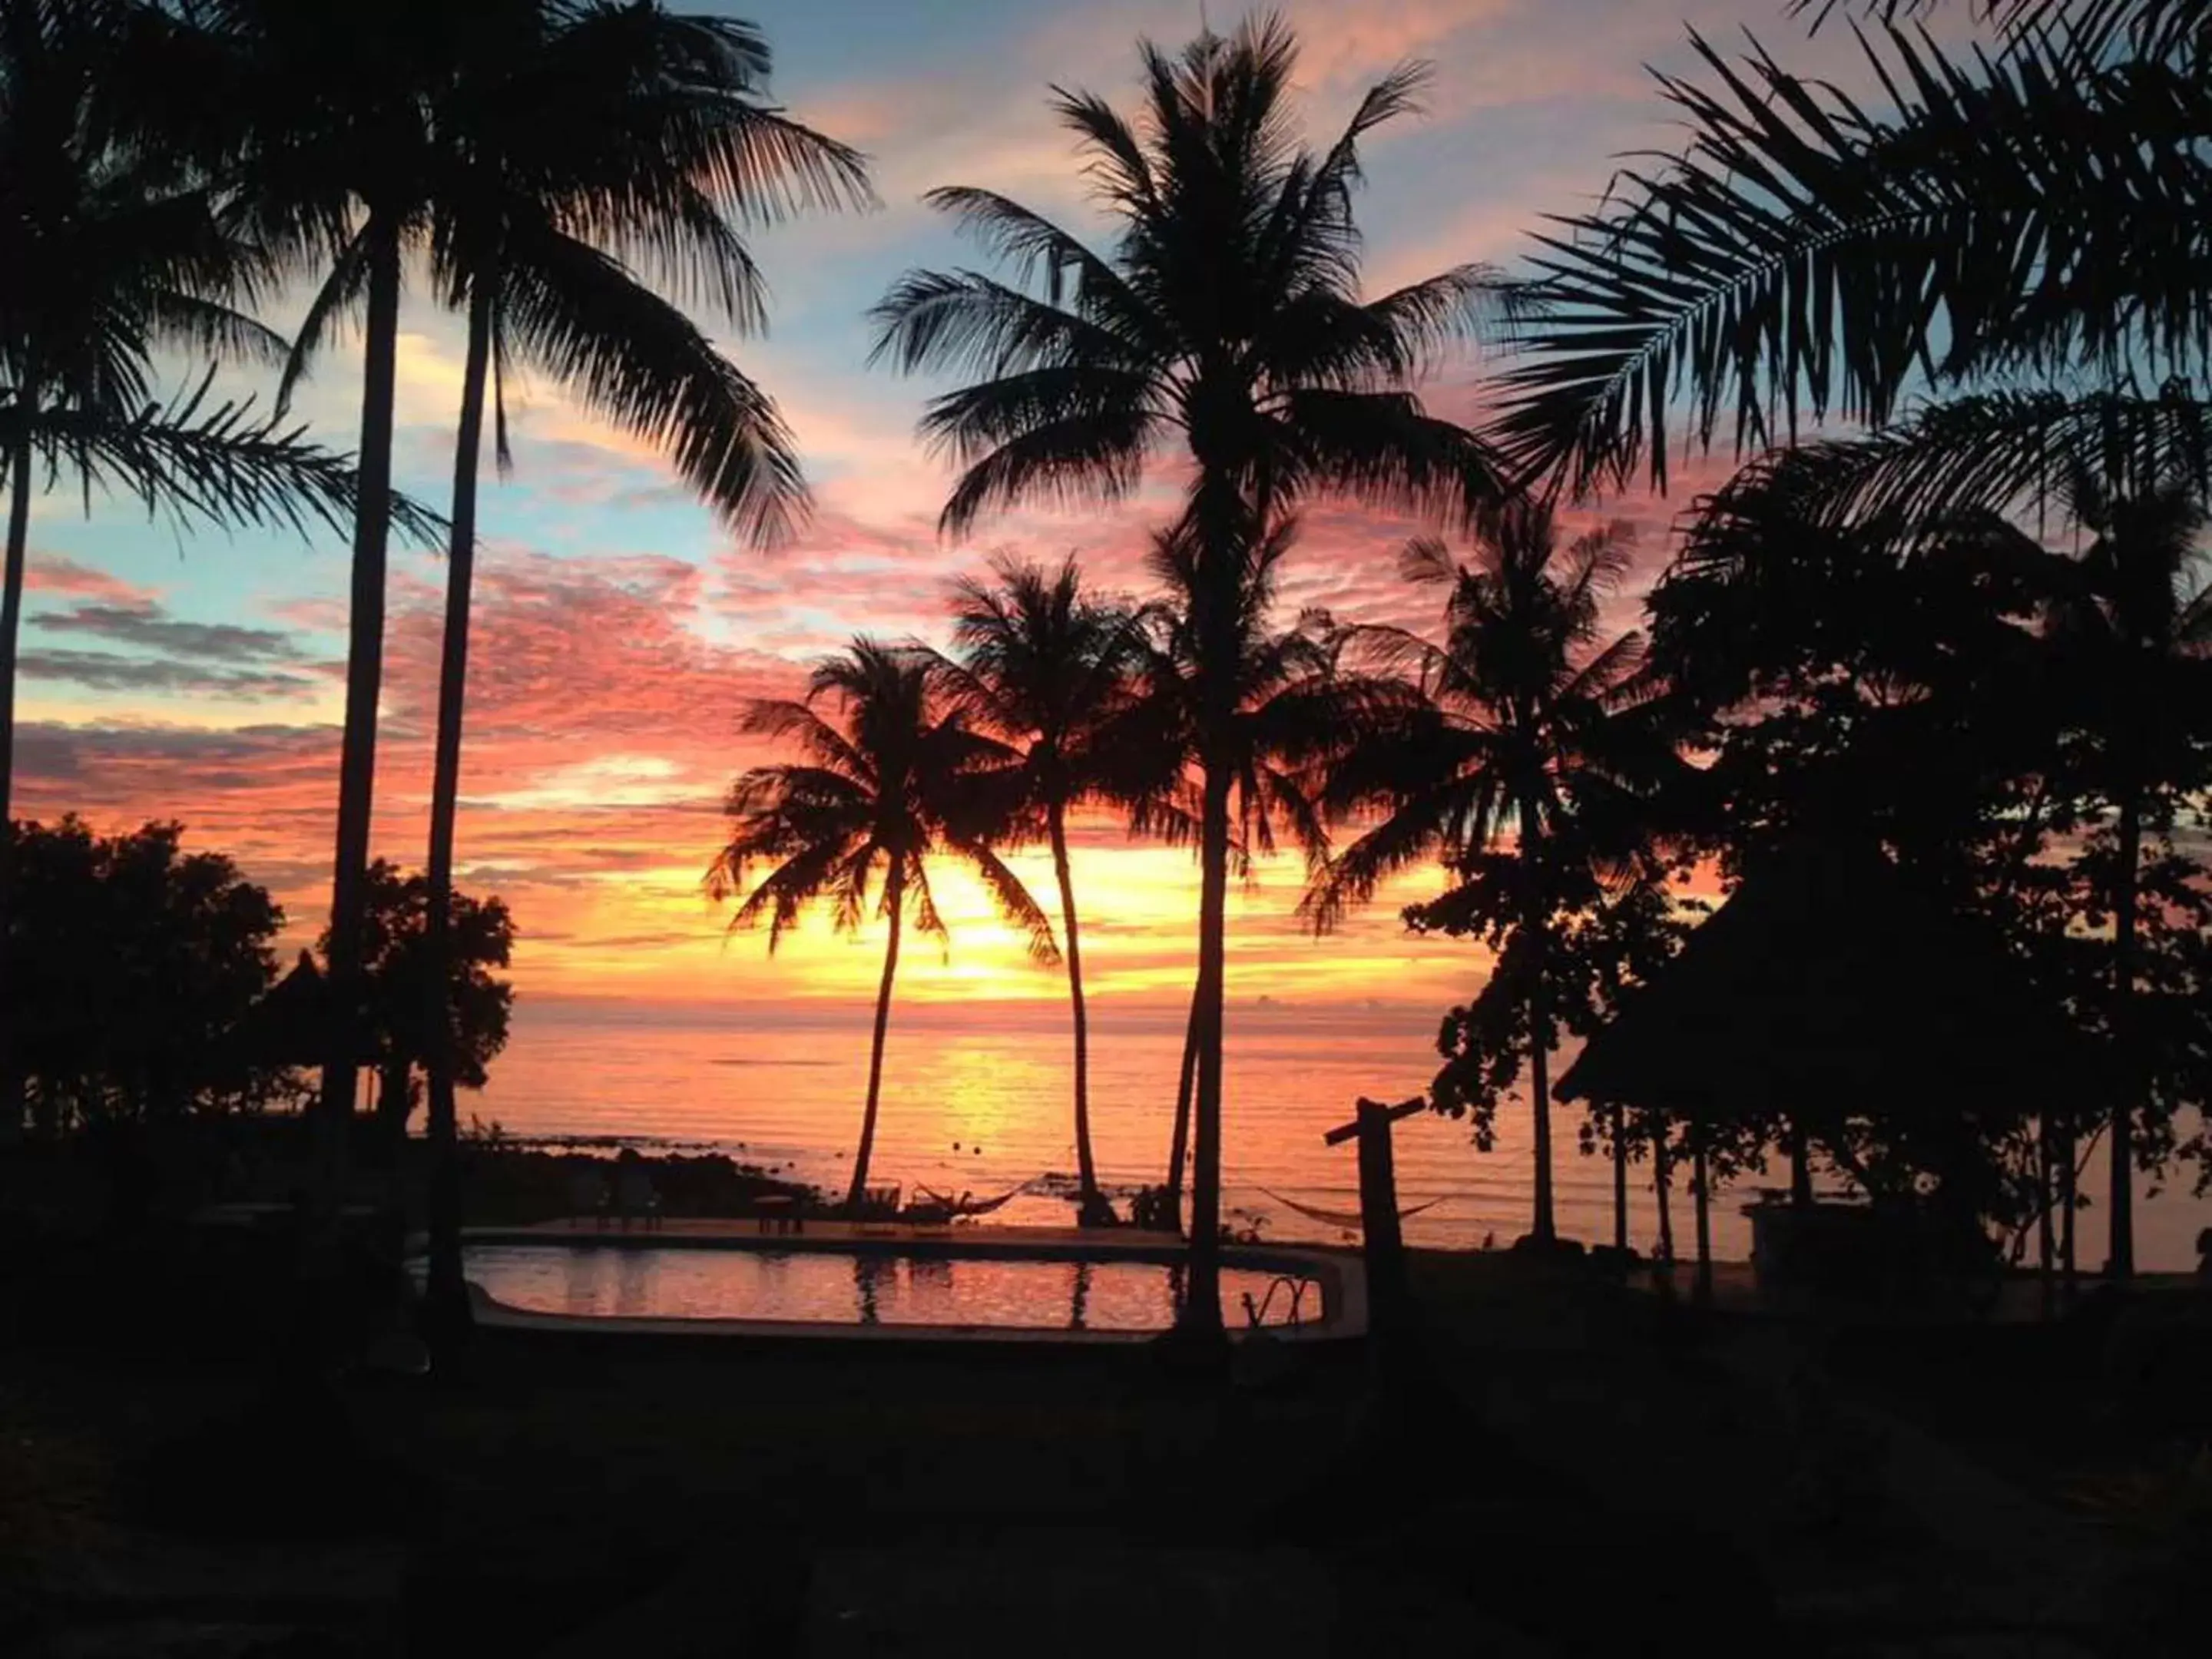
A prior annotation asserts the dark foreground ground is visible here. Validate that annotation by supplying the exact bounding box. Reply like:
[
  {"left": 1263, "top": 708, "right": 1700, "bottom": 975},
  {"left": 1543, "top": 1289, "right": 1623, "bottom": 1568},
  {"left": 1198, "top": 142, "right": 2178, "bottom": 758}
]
[{"left": 2, "top": 1249, "right": 2206, "bottom": 1657}]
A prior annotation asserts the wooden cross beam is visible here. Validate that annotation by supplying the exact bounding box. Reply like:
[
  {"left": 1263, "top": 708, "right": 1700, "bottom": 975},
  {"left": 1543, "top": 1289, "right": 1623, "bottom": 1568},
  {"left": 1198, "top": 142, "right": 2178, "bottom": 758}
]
[
  {"left": 1323, "top": 1095, "right": 1426, "bottom": 1367},
  {"left": 1322, "top": 1094, "right": 1426, "bottom": 1147}
]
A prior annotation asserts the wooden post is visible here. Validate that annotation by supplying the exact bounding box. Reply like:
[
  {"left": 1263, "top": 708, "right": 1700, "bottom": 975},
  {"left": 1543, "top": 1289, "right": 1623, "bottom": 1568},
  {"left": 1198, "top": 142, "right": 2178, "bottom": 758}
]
[
  {"left": 1691, "top": 1131, "right": 1714, "bottom": 1306},
  {"left": 1324, "top": 1095, "right": 1424, "bottom": 1377}
]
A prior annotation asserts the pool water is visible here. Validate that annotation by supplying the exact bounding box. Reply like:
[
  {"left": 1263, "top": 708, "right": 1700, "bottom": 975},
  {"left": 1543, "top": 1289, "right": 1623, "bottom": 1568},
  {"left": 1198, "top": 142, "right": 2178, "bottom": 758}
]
[{"left": 459, "top": 1243, "right": 1323, "bottom": 1332}]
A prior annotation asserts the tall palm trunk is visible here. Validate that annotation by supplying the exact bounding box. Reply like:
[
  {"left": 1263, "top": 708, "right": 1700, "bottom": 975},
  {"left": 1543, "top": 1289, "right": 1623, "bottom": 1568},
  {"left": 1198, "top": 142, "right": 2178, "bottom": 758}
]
[
  {"left": 1183, "top": 753, "right": 1231, "bottom": 1334},
  {"left": 1652, "top": 1124, "right": 1674, "bottom": 1264},
  {"left": 2037, "top": 1115, "right": 2058, "bottom": 1311},
  {"left": 1691, "top": 1128, "right": 1714, "bottom": 1305},
  {"left": 1048, "top": 799, "right": 1098, "bottom": 1211},
  {"left": 1165, "top": 981, "right": 1198, "bottom": 1219},
  {"left": 1611, "top": 1102, "right": 1628, "bottom": 1253},
  {"left": 315, "top": 214, "right": 404, "bottom": 1199},
  {"left": 0, "top": 419, "right": 31, "bottom": 1137},
  {"left": 2108, "top": 785, "right": 2141, "bottom": 1278},
  {"left": 373, "top": 1058, "right": 412, "bottom": 1152},
  {"left": 1527, "top": 981, "right": 1555, "bottom": 1240},
  {"left": 2059, "top": 1123, "right": 2078, "bottom": 1284},
  {"left": 1788, "top": 1118, "right": 1814, "bottom": 1207},
  {"left": 1519, "top": 807, "right": 1557, "bottom": 1243},
  {"left": 422, "top": 283, "right": 493, "bottom": 1337},
  {"left": 2, "top": 418, "right": 30, "bottom": 846},
  {"left": 849, "top": 865, "right": 904, "bottom": 1211}
]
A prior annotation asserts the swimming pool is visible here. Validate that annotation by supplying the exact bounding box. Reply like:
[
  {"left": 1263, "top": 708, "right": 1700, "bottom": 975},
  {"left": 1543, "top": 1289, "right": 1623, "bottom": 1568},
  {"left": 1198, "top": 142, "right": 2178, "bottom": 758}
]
[{"left": 453, "top": 1239, "right": 1330, "bottom": 1334}]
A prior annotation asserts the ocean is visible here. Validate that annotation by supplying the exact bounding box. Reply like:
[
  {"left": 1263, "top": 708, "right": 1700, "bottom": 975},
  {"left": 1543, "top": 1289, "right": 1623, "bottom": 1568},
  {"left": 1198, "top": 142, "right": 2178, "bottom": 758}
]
[{"left": 471, "top": 995, "right": 2212, "bottom": 1272}]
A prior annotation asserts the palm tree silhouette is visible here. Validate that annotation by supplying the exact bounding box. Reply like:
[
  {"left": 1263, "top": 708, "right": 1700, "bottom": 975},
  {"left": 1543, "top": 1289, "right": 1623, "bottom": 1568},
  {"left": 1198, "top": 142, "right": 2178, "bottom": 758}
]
[
  {"left": 407, "top": 1, "right": 868, "bottom": 1336},
  {"left": 2041, "top": 475, "right": 2212, "bottom": 1276},
  {"left": 1, "top": 0, "right": 402, "bottom": 933},
  {"left": 171, "top": 1, "right": 866, "bottom": 1204},
  {"left": 1305, "top": 502, "right": 1681, "bottom": 1243},
  {"left": 1132, "top": 515, "right": 1384, "bottom": 1227},
  {"left": 870, "top": 14, "right": 1505, "bottom": 1328},
  {"left": 935, "top": 555, "right": 1145, "bottom": 1223},
  {"left": 167, "top": 0, "right": 468, "bottom": 1171},
  {"left": 706, "top": 641, "right": 1059, "bottom": 1211}
]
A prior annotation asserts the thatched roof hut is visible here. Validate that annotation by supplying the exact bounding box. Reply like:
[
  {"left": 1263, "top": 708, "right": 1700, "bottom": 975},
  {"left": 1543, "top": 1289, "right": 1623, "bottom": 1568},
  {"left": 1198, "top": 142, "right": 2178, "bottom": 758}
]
[{"left": 1557, "top": 838, "right": 2091, "bottom": 1158}]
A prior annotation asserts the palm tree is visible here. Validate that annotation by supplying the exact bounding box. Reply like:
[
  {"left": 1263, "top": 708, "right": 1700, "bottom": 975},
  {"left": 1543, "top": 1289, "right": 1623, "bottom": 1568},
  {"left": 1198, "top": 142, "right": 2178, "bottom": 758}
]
[
  {"left": 156, "top": 1, "right": 864, "bottom": 1210},
  {"left": 869, "top": 14, "right": 1506, "bottom": 1330},
  {"left": 1303, "top": 503, "right": 1679, "bottom": 1243},
  {"left": 1, "top": 0, "right": 400, "bottom": 915},
  {"left": 2040, "top": 475, "right": 2212, "bottom": 1275},
  {"left": 705, "top": 641, "right": 1059, "bottom": 1210},
  {"left": 934, "top": 555, "right": 1145, "bottom": 1222},
  {"left": 407, "top": 1, "right": 868, "bottom": 1336},
  {"left": 155, "top": 0, "right": 461, "bottom": 1174},
  {"left": 1131, "top": 515, "right": 1385, "bottom": 1231}
]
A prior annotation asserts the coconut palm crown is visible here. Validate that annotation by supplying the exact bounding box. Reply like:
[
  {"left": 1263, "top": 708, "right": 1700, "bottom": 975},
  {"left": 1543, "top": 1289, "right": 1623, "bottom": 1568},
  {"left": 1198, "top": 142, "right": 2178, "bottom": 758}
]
[{"left": 707, "top": 640, "right": 1058, "bottom": 1209}]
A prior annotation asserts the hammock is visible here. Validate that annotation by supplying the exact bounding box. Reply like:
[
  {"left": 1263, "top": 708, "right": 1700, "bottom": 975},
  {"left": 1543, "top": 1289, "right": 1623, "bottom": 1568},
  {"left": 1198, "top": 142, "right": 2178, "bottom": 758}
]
[
  {"left": 913, "top": 1177, "right": 1032, "bottom": 1217},
  {"left": 1258, "top": 1186, "right": 1445, "bottom": 1232}
]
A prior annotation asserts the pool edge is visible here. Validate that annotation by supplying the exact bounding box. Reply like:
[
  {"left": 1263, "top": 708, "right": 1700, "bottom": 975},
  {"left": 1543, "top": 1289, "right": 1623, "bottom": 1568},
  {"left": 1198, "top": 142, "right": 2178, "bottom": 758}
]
[{"left": 445, "top": 1229, "right": 1366, "bottom": 1347}]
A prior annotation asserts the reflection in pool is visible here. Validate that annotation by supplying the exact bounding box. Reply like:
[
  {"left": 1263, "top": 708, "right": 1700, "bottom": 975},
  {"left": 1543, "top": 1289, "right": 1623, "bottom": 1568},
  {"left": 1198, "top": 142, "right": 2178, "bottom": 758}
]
[{"left": 459, "top": 1243, "right": 1321, "bottom": 1331}]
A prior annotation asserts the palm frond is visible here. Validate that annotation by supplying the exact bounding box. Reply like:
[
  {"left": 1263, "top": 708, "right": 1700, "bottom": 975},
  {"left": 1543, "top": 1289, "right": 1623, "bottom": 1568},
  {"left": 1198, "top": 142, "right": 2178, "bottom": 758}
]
[
  {"left": 1557, "top": 631, "right": 1650, "bottom": 706},
  {"left": 501, "top": 0, "right": 873, "bottom": 233},
  {"left": 22, "top": 371, "right": 442, "bottom": 545},
  {"left": 948, "top": 837, "right": 1061, "bottom": 964},
  {"left": 276, "top": 223, "right": 372, "bottom": 412},
  {"left": 1258, "top": 59, "right": 1430, "bottom": 294},
  {"left": 904, "top": 857, "right": 947, "bottom": 944},
  {"left": 1796, "top": 1, "right": 2200, "bottom": 62},
  {"left": 1492, "top": 22, "right": 2212, "bottom": 494},
  {"left": 1267, "top": 389, "right": 1508, "bottom": 526},
  {"left": 723, "top": 836, "right": 856, "bottom": 952},
  {"left": 1695, "top": 386, "right": 2212, "bottom": 540},
  {"left": 869, "top": 268, "right": 1150, "bottom": 379},
  {"left": 918, "top": 365, "right": 1161, "bottom": 466},
  {"left": 919, "top": 187, "right": 1157, "bottom": 349},
  {"left": 1046, "top": 85, "right": 1159, "bottom": 217},
  {"left": 741, "top": 700, "right": 875, "bottom": 780},
  {"left": 1360, "top": 264, "right": 1520, "bottom": 364},
  {"left": 1397, "top": 537, "right": 1460, "bottom": 588},
  {"left": 143, "top": 290, "right": 290, "bottom": 370},
  {"left": 937, "top": 406, "right": 1155, "bottom": 538},
  {"left": 1255, "top": 268, "right": 1508, "bottom": 391},
  {"left": 498, "top": 225, "right": 805, "bottom": 546}
]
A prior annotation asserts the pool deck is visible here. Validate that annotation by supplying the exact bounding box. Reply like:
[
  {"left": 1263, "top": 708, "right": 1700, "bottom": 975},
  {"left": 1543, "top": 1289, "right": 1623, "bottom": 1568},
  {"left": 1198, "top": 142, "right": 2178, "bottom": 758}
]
[{"left": 454, "top": 1219, "right": 1364, "bottom": 1346}]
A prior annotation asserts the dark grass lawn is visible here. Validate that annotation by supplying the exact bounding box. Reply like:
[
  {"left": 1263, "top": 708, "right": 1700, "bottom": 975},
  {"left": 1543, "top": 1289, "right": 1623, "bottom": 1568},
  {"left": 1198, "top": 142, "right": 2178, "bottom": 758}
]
[
  {"left": 2, "top": 1249, "right": 1800, "bottom": 1657},
  {"left": 15, "top": 1249, "right": 2198, "bottom": 1654}
]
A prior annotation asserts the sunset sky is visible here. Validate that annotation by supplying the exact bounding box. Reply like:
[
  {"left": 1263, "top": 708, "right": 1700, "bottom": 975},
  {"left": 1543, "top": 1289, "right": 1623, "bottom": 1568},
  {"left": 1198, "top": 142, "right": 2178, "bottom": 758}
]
[{"left": 12, "top": 1, "right": 1881, "bottom": 1011}]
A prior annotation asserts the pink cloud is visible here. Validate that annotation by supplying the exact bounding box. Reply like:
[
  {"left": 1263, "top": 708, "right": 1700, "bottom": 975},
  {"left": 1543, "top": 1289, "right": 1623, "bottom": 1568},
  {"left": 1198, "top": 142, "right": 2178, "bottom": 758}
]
[{"left": 22, "top": 554, "right": 160, "bottom": 604}]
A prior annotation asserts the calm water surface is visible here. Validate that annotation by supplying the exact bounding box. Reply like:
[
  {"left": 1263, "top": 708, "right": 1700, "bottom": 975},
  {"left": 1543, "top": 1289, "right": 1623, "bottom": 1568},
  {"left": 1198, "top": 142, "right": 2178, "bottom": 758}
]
[
  {"left": 462, "top": 1242, "right": 1319, "bottom": 1331},
  {"left": 469, "top": 997, "right": 2212, "bottom": 1271}
]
